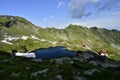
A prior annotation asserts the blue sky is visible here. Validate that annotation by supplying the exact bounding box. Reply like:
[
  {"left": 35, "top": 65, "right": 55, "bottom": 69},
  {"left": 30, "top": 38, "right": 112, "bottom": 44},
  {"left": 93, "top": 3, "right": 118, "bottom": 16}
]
[{"left": 0, "top": 0, "right": 120, "bottom": 30}]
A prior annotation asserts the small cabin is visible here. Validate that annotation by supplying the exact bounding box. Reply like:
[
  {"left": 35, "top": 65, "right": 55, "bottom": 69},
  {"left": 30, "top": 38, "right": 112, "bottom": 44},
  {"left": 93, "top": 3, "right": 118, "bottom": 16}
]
[{"left": 98, "top": 50, "right": 108, "bottom": 57}]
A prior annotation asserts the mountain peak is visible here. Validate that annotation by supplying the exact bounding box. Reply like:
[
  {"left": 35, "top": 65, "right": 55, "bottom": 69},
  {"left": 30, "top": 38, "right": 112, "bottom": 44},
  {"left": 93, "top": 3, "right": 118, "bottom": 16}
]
[
  {"left": 0, "top": 15, "right": 120, "bottom": 60},
  {"left": 0, "top": 15, "right": 32, "bottom": 28}
]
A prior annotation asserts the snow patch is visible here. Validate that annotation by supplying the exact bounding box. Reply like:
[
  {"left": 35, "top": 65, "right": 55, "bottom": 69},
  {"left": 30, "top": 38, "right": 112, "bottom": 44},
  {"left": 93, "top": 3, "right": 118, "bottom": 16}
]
[
  {"left": 1, "top": 40, "right": 13, "bottom": 45},
  {"left": 4, "top": 36, "right": 19, "bottom": 41},
  {"left": 21, "top": 36, "right": 28, "bottom": 40},
  {"left": 15, "top": 53, "right": 36, "bottom": 58},
  {"left": 1, "top": 35, "right": 40, "bottom": 45},
  {"left": 31, "top": 35, "right": 39, "bottom": 40},
  {"left": 4, "top": 35, "right": 40, "bottom": 41}
]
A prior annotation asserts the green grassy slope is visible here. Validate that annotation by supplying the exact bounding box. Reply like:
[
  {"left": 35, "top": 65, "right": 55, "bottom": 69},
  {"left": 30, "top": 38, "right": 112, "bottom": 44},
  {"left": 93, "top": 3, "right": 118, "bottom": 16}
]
[
  {"left": 0, "top": 15, "right": 120, "bottom": 60},
  {"left": 37, "top": 25, "right": 120, "bottom": 60}
]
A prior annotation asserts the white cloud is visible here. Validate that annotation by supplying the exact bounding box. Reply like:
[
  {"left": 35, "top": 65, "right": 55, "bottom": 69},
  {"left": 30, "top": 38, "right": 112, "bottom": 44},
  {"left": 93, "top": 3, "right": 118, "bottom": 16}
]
[
  {"left": 68, "top": 0, "right": 100, "bottom": 18},
  {"left": 98, "top": 0, "right": 120, "bottom": 11},
  {"left": 68, "top": 0, "right": 120, "bottom": 18},
  {"left": 57, "top": 1, "right": 64, "bottom": 8},
  {"left": 107, "top": 11, "right": 120, "bottom": 16}
]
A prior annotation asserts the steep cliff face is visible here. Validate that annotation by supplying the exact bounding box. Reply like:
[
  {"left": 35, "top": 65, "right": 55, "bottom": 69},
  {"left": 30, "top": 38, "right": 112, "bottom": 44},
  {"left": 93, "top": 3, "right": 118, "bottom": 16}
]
[{"left": 0, "top": 15, "right": 120, "bottom": 60}]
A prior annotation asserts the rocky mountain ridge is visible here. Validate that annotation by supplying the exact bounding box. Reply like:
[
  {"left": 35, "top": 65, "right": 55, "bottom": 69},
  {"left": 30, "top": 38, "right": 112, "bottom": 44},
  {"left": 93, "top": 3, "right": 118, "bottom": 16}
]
[{"left": 0, "top": 15, "right": 120, "bottom": 60}]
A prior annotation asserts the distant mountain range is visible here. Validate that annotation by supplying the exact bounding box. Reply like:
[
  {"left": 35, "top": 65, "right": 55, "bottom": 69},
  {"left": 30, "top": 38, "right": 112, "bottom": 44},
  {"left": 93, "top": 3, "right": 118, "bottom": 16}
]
[{"left": 0, "top": 15, "right": 120, "bottom": 60}]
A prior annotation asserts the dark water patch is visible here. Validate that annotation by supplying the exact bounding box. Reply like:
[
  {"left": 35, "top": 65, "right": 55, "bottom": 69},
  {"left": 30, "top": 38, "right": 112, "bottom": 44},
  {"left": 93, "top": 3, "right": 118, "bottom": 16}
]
[{"left": 35, "top": 46, "right": 77, "bottom": 59}]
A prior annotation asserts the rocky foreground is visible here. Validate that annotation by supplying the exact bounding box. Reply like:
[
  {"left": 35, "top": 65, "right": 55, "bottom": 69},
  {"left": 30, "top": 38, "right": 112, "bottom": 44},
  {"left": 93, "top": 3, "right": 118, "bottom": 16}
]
[{"left": 0, "top": 50, "right": 120, "bottom": 80}]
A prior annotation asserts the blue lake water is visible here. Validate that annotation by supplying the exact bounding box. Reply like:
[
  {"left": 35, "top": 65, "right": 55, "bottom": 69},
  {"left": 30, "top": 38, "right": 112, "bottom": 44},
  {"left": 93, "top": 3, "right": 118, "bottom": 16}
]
[{"left": 35, "top": 46, "right": 77, "bottom": 59}]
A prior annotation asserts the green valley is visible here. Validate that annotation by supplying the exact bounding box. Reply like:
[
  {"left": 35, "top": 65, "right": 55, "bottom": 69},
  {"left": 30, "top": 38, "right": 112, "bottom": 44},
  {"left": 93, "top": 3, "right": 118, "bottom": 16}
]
[{"left": 0, "top": 15, "right": 120, "bottom": 60}]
